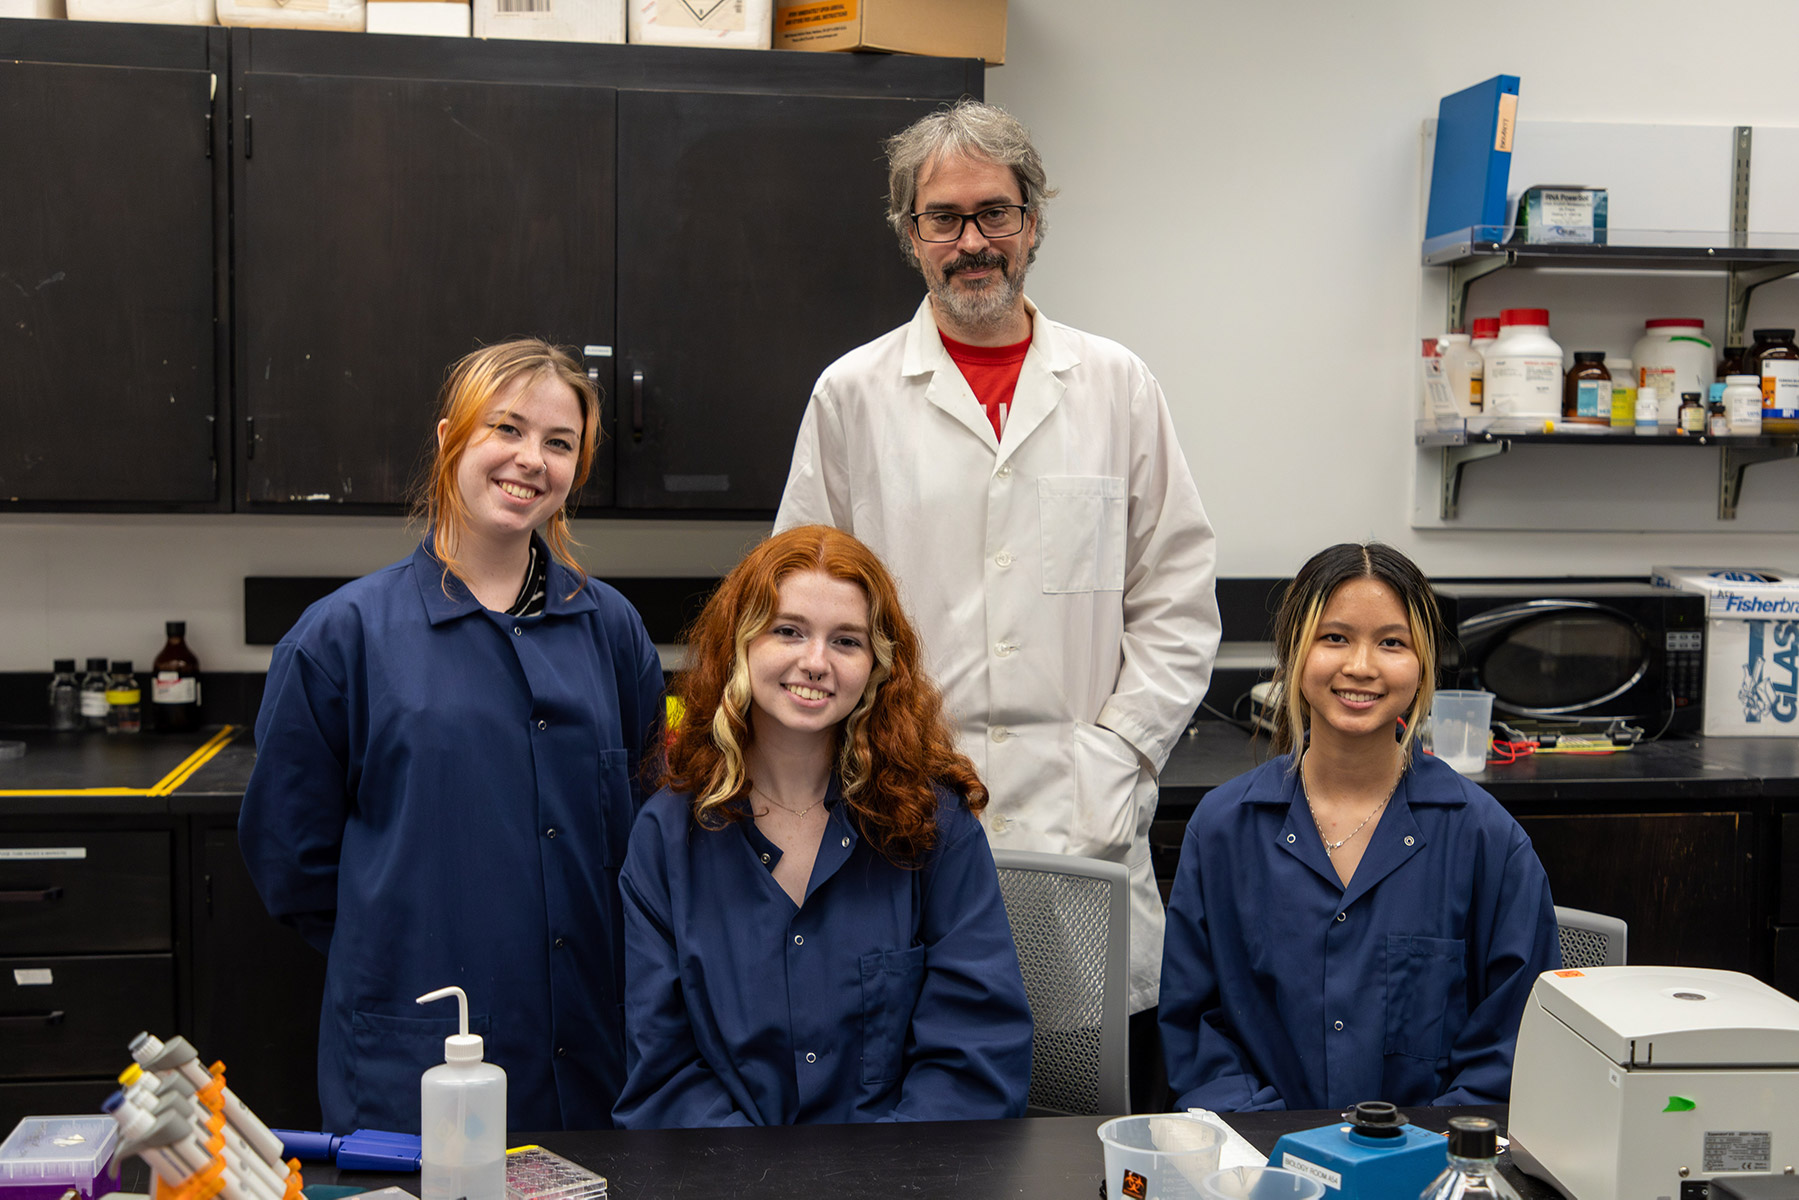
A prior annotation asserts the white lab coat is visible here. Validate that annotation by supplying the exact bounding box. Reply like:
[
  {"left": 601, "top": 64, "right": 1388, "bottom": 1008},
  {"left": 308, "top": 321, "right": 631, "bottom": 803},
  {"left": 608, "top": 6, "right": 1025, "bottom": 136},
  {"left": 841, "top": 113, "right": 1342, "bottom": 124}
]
[{"left": 776, "top": 297, "right": 1220, "bottom": 1012}]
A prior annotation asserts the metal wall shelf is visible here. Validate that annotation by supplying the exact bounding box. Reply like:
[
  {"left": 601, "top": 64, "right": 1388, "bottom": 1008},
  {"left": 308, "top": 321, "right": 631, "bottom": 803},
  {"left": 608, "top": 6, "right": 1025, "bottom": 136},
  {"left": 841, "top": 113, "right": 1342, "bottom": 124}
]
[{"left": 1417, "top": 427, "right": 1799, "bottom": 520}]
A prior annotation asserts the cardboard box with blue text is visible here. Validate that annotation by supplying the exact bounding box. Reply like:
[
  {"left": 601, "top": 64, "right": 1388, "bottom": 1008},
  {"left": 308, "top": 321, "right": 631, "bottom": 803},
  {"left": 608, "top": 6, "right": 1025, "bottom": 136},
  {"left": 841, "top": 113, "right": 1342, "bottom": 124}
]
[{"left": 1652, "top": 566, "right": 1799, "bottom": 737}]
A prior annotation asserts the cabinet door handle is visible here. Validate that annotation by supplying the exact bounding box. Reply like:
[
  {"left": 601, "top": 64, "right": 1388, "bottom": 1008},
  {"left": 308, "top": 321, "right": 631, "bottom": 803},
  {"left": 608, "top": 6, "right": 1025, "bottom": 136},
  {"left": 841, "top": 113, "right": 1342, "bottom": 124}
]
[
  {"left": 631, "top": 369, "right": 645, "bottom": 443},
  {"left": 0, "top": 1011, "right": 66, "bottom": 1027},
  {"left": 0, "top": 887, "right": 64, "bottom": 904}
]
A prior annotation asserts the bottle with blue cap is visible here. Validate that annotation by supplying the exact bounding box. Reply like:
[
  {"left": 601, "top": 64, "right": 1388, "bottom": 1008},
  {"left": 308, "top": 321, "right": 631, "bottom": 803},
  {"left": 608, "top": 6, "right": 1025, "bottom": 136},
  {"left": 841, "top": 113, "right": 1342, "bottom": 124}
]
[{"left": 417, "top": 986, "right": 507, "bottom": 1200}]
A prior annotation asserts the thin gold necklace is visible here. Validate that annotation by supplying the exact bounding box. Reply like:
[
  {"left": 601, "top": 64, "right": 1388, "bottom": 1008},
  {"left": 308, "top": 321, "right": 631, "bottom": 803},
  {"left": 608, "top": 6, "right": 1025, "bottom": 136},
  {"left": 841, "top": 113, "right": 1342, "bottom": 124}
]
[
  {"left": 1302, "top": 755, "right": 1402, "bottom": 855},
  {"left": 750, "top": 782, "right": 826, "bottom": 820}
]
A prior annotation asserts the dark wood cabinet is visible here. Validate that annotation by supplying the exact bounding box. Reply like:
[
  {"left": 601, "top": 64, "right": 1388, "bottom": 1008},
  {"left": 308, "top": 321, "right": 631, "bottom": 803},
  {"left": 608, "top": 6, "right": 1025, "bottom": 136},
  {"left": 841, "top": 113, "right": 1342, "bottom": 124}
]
[
  {"left": 0, "top": 22, "right": 227, "bottom": 510},
  {"left": 1514, "top": 809, "right": 1761, "bottom": 973},
  {"left": 613, "top": 89, "right": 936, "bottom": 511}
]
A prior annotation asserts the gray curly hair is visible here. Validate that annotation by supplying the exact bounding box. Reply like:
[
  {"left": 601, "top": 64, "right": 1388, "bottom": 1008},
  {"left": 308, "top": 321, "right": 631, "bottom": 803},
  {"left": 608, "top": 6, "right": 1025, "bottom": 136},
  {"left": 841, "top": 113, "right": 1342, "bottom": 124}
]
[{"left": 885, "top": 99, "right": 1058, "bottom": 269}]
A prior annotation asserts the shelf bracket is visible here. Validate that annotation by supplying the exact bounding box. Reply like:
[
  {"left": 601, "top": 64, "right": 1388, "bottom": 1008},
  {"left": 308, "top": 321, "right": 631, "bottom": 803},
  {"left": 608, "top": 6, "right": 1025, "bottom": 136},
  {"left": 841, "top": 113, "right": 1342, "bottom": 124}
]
[
  {"left": 1719, "top": 442, "right": 1799, "bottom": 520},
  {"left": 1724, "top": 262, "right": 1799, "bottom": 349},
  {"left": 1440, "top": 440, "right": 1508, "bottom": 520},
  {"left": 1447, "top": 255, "right": 1510, "bottom": 333}
]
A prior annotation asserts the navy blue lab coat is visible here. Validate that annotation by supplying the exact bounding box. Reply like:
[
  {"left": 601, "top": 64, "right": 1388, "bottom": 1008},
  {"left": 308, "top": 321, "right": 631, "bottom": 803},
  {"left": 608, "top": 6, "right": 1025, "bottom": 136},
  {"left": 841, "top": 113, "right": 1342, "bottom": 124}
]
[
  {"left": 1159, "top": 751, "right": 1560, "bottom": 1112},
  {"left": 613, "top": 783, "right": 1034, "bottom": 1127},
  {"left": 239, "top": 540, "right": 663, "bottom": 1133}
]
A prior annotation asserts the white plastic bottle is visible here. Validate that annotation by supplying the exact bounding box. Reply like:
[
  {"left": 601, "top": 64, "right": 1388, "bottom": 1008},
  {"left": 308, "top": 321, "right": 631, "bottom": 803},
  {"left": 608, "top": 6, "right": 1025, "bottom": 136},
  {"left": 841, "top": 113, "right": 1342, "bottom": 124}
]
[
  {"left": 1631, "top": 318, "right": 1713, "bottom": 428},
  {"left": 1482, "top": 308, "right": 1563, "bottom": 430},
  {"left": 1440, "top": 334, "right": 1485, "bottom": 427},
  {"left": 417, "top": 986, "right": 507, "bottom": 1200},
  {"left": 1724, "top": 374, "right": 1764, "bottom": 435}
]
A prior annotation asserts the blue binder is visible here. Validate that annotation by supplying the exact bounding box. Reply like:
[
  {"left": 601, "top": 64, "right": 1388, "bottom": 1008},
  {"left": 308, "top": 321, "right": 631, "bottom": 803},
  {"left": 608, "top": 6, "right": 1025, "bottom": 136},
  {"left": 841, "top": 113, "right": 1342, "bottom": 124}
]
[{"left": 1425, "top": 74, "right": 1520, "bottom": 241}]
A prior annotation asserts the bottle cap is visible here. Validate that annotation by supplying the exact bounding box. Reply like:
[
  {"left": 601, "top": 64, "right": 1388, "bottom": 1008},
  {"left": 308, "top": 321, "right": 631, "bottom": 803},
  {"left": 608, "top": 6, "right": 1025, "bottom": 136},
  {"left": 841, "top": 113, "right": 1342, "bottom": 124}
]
[
  {"left": 1471, "top": 317, "right": 1501, "bottom": 339},
  {"left": 1645, "top": 318, "right": 1705, "bottom": 329},
  {"left": 1753, "top": 328, "right": 1795, "bottom": 340},
  {"left": 86, "top": 657, "right": 108, "bottom": 672},
  {"left": 54, "top": 659, "right": 76, "bottom": 673},
  {"left": 1573, "top": 351, "right": 1607, "bottom": 363},
  {"left": 1446, "top": 1115, "right": 1499, "bottom": 1159},
  {"left": 1500, "top": 308, "right": 1550, "bottom": 327},
  {"left": 1682, "top": 393, "right": 1702, "bottom": 403},
  {"left": 1726, "top": 375, "right": 1760, "bottom": 385},
  {"left": 111, "top": 661, "right": 133, "bottom": 674},
  {"left": 166, "top": 621, "right": 186, "bottom": 638},
  {"left": 417, "top": 986, "right": 485, "bottom": 1063}
]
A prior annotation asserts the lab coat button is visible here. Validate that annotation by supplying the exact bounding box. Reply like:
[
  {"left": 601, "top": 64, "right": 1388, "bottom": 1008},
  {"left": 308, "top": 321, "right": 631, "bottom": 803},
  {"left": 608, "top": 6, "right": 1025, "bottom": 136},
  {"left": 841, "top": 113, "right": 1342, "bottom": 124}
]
[
  {"left": 1285, "top": 833, "right": 1297, "bottom": 844},
  {"left": 545, "top": 827, "right": 558, "bottom": 839},
  {"left": 995, "top": 551, "right": 1014, "bottom": 567},
  {"left": 1335, "top": 912, "right": 1346, "bottom": 922},
  {"left": 1404, "top": 835, "right": 1416, "bottom": 846},
  {"left": 990, "top": 726, "right": 1009, "bottom": 743},
  {"left": 513, "top": 625, "right": 522, "bottom": 636},
  {"left": 841, "top": 837, "right": 851, "bottom": 848},
  {"left": 537, "top": 719, "right": 548, "bottom": 730},
  {"left": 793, "top": 934, "right": 804, "bottom": 946},
  {"left": 994, "top": 641, "right": 1016, "bottom": 657},
  {"left": 1333, "top": 1020, "right": 1344, "bottom": 1032},
  {"left": 991, "top": 814, "right": 1010, "bottom": 833},
  {"left": 556, "top": 1046, "right": 567, "bottom": 1058},
  {"left": 554, "top": 937, "right": 565, "bottom": 949},
  {"left": 996, "top": 463, "right": 1013, "bottom": 479},
  {"left": 805, "top": 1052, "right": 816, "bottom": 1064},
  {"left": 760, "top": 852, "right": 771, "bottom": 864}
]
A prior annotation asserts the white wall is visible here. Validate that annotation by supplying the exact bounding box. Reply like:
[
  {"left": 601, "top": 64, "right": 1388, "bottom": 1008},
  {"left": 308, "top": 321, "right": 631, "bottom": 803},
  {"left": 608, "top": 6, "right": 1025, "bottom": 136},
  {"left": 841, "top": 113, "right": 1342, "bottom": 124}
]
[{"left": 7, "top": 0, "right": 1799, "bottom": 670}]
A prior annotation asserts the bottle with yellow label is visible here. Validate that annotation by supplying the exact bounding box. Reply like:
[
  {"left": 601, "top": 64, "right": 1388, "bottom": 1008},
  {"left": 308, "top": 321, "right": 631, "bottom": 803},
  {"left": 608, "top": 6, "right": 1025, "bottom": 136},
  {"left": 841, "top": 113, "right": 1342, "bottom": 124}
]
[
  {"left": 105, "top": 660, "right": 142, "bottom": 735},
  {"left": 1751, "top": 328, "right": 1799, "bottom": 434}
]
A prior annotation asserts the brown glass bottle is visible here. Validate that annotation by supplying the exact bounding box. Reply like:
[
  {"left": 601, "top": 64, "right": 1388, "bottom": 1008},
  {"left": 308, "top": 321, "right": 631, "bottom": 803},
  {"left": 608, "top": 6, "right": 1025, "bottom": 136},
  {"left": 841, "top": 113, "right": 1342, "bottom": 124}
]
[
  {"left": 1562, "top": 352, "right": 1611, "bottom": 426},
  {"left": 1717, "top": 344, "right": 1749, "bottom": 380},
  {"left": 1751, "top": 328, "right": 1799, "bottom": 435},
  {"left": 152, "top": 621, "right": 202, "bottom": 733}
]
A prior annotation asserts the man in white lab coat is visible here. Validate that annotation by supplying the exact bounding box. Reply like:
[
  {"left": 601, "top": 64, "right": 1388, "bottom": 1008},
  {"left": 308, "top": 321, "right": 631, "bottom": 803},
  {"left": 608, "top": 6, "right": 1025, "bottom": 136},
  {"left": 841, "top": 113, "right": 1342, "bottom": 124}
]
[{"left": 774, "top": 100, "right": 1220, "bottom": 1109}]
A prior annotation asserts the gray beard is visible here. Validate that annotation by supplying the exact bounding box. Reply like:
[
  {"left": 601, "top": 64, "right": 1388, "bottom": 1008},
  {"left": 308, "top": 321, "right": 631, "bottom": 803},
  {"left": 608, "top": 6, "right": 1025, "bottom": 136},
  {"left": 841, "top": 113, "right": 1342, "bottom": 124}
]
[{"left": 927, "top": 264, "right": 1027, "bottom": 341}]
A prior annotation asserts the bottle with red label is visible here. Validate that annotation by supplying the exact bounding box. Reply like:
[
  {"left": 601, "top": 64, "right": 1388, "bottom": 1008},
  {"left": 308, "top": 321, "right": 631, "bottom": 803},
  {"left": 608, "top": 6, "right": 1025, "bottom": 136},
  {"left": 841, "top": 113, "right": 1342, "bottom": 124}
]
[{"left": 152, "top": 621, "right": 203, "bottom": 733}]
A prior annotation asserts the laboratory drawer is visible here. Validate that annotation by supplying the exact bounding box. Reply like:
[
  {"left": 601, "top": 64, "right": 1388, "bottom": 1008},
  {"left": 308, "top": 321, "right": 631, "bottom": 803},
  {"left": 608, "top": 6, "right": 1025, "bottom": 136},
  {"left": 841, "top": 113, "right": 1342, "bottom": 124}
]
[
  {"left": 0, "top": 953, "right": 175, "bottom": 1079},
  {"left": 0, "top": 830, "right": 172, "bottom": 954}
]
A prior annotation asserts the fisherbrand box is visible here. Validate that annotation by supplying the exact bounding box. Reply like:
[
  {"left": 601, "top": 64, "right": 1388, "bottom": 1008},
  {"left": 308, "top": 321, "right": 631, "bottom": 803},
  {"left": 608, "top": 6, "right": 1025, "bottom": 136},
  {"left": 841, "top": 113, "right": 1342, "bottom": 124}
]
[{"left": 1652, "top": 566, "right": 1799, "bottom": 737}]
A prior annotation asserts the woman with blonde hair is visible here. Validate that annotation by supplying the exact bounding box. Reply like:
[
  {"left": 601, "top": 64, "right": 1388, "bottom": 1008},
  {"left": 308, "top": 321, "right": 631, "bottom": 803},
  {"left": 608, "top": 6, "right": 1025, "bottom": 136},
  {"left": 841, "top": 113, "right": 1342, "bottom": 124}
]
[
  {"left": 1159, "top": 542, "right": 1559, "bottom": 1111},
  {"left": 613, "top": 524, "right": 1033, "bottom": 1127},
  {"left": 241, "top": 338, "right": 663, "bottom": 1133}
]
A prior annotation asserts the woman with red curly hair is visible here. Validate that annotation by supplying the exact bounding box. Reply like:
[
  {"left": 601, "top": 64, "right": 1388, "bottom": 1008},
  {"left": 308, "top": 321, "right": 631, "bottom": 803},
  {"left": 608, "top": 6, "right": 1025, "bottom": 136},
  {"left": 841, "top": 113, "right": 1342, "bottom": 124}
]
[{"left": 613, "top": 525, "right": 1033, "bottom": 1127}]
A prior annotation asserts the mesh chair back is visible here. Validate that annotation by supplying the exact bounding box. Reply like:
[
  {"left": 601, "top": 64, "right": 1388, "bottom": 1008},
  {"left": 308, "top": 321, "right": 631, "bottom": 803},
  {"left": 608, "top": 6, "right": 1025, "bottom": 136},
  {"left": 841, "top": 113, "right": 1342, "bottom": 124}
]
[
  {"left": 1554, "top": 905, "right": 1628, "bottom": 968},
  {"left": 993, "top": 849, "right": 1130, "bottom": 1116}
]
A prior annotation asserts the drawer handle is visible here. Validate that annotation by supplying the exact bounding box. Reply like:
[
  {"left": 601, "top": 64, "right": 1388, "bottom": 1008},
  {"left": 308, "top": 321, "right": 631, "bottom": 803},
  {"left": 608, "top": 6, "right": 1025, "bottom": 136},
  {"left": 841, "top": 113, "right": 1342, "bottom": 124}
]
[
  {"left": 0, "top": 1011, "right": 65, "bottom": 1027},
  {"left": 0, "top": 887, "right": 63, "bottom": 904}
]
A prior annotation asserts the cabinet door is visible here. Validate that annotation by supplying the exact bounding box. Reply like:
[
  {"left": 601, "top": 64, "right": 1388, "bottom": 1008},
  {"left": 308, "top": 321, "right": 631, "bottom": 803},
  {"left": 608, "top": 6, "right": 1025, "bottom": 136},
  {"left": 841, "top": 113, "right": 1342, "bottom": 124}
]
[
  {"left": 0, "top": 57, "right": 219, "bottom": 506},
  {"left": 1516, "top": 810, "right": 1759, "bottom": 974},
  {"left": 191, "top": 827, "right": 326, "bottom": 1131},
  {"left": 614, "top": 91, "right": 936, "bottom": 512},
  {"left": 236, "top": 72, "right": 616, "bottom": 510}
]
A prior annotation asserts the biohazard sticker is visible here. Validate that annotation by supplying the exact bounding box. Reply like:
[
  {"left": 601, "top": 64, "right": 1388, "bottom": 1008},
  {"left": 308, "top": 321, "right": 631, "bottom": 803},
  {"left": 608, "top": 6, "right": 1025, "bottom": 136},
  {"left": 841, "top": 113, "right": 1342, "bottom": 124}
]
[{"left": 1119, "top": 1168, "right": 1147, "bottom": 1199}]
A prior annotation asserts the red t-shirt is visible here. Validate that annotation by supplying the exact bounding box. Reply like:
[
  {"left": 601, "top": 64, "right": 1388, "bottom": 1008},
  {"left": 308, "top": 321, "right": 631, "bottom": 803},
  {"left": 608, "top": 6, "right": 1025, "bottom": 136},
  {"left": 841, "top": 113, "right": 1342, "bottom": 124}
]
[{"left": 941, "top": 331, "right": 1032, "bottom": 440}]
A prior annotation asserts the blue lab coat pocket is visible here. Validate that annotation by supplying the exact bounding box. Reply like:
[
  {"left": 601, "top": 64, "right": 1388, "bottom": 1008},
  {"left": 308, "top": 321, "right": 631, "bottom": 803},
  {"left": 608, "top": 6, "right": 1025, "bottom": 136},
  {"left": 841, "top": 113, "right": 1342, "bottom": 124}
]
[
  {"left": 595, "top": 748, "right": 634, "bottom": 868},
  {"left": 1383, "top": 933, "right": 1467, "bottom": 1062},
  {"left": 348, "top": 1007, "right": 493, "bottom": 1130},
  {"left": 858, "top": 945, "right": 926, "bottom": 1084}
]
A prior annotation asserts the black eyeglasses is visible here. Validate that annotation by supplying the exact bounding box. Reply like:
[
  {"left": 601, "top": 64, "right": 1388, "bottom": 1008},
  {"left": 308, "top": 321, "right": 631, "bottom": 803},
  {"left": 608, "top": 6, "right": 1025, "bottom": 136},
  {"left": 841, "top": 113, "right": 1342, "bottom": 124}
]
[{"left": 909, "top": 205, "right": 1028, "bottom": 243}]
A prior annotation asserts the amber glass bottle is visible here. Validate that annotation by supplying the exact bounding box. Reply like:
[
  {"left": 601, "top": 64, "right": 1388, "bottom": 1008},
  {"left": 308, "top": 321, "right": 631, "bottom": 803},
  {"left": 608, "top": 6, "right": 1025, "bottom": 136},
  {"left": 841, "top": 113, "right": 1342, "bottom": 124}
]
[
  {"left": 1562, "top": 352, "right": 1611, "bottom": 427},
  {"left": 152, "top": 621, "right": 203, "bottom": 733}
]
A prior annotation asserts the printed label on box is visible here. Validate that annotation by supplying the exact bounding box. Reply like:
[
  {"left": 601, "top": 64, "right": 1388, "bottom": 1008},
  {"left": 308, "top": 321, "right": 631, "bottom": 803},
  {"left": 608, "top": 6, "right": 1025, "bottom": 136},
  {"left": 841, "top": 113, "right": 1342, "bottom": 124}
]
[
  {"left": 0, "top": 846, "right": 87, "bottom": 860},
  {"left": 646, "top": 0, "right": 742, "bottom": 29},
  {"left": 777, "top": 0, "right": 851, "bottom": 31},
  {"left": 1737, "top": 620, "right": 1799, "bottom": 726}
]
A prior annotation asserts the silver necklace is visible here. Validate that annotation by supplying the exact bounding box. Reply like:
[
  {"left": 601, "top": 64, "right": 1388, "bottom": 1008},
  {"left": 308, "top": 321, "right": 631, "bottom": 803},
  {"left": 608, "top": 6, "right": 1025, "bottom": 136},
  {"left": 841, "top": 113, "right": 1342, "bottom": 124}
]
[
  {"left": 750, "top": 783, "right": 826, "bottom": 820},
  {"left": 1303, "top": 757, "right": 1401, "bottom": 855}
]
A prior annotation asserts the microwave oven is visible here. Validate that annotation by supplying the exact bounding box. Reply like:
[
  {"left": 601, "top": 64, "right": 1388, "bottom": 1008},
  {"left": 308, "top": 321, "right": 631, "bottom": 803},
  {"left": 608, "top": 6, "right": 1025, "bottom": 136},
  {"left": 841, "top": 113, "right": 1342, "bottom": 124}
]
[{"left": 1432, "top": 582, "right": 1707, "bottom": 736}]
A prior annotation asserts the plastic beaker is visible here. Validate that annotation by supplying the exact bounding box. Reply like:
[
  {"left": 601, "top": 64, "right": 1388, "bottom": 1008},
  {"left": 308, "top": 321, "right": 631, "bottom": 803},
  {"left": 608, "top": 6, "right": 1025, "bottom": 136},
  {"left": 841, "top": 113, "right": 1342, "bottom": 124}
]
[
  {"left": 1097, "top": 1114, "right": 1226, "bottom": 1200},
  {"left": 1199, "top": 1166, "right": 1327, "bottom": 1200},
  {"left": 1430, "top": 689, "right": 1494, "bottom": 775}
]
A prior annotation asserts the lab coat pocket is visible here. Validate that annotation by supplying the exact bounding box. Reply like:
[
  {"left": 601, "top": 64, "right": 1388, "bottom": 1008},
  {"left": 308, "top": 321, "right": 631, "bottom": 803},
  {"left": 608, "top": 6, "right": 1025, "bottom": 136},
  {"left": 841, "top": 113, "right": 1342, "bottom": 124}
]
[
  {"left": 1070, "top": 721, "right": 1146, "bottom": 861},
  {"left": 858, "top": 945, "right": 926, "bottom": 1085},
  {"left": 349, "top": 1008, "right": 492, "bottom": 1129},
  {"left": 596, "top": 748, "right": 633, "bottom": 868},
  {"left": 1383, "top": 933, "right": 1467, "bottom": 1062},
  {"left": 1038, "top": 475, "right": 1126, "bottom": 594}
]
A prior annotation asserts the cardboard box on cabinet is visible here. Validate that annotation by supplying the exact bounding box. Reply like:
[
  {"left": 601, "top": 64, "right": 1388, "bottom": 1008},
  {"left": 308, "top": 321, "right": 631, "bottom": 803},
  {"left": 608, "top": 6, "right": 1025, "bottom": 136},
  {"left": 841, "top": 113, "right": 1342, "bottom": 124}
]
[
  {"left": 366, "top": 0, "right": 469, "bottom": 34},
  {"left": 1652, "top": 565, "right": 1799, "bottom": 738},
  {"left": 475, "top": 0, "right": 621, "bottom": 43},
  {"left": 628, "top": 0, "right": 767, "bottom": 49},
  {"left": 774, "top": 0, "right": 1004, "bottom": 64},
  {"left": 64, "top": 0, "right": 213, "bottom": 24},
  {"left": 217, "top": 0, "right": 362, "bottom": 30}
]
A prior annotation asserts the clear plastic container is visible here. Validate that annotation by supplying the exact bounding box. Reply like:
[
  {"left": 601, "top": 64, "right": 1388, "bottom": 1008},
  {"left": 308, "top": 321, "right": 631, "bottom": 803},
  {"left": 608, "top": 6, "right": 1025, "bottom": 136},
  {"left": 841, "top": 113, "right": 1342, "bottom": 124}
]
[
  {"left": 1483, "top": 308, "right": 1563, "bottom": 429},
  {"left": 505, "top": 1146, "right": 608, "bottom": 1200},
  {"left": 1631, "top": 318, "right": 1713, "bottom": 429},
  {"left": 0, "top": 1116, "right": 120, "bottom": 1200},
  {"left": 419, "top": 987, "right": 507, "bottom": 1200}
]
